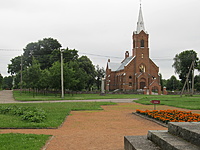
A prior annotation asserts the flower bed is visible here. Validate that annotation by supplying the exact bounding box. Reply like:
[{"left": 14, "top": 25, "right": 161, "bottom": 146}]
[{"left": 136, "top": 109, "right": 200, "bottom": 124}]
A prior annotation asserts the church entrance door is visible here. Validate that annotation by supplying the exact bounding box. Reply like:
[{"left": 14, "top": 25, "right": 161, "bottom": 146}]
[{"left": 140, "top": 82, "right": 146, "bottom": 89}]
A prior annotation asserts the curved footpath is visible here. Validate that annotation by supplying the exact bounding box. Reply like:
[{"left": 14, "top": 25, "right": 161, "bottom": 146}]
[{"left": 1, "top": 90, "right": 200, "bottom": 150}]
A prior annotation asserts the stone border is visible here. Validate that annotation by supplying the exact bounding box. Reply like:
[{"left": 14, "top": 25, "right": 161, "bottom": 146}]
[
  {"left": 42, "top": 136, "right": 54, "bottom": 150},
  {"left": 132, "top": 112, "right": 168, "bottom": 128}
]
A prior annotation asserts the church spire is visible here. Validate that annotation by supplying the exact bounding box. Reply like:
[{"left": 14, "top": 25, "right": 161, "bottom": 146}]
[{"left": 136, "top": 4, "right": 146, "bottom": 34}]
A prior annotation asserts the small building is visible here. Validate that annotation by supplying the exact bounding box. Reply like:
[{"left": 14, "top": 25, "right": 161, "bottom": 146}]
[{"left": 105, "top": 5, "right": 161, "bottom": 95}]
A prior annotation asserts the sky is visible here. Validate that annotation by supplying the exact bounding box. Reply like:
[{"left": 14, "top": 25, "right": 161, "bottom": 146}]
[{"left": 0, "top": 0, "right": 200, "bottom": 79}]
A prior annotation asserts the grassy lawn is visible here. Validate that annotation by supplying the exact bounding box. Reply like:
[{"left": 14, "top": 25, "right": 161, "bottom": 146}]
[
  {"left": 13, "top": 90, "right": 143, "bottom": 101},
  {"left": 13, "top": 91, "right": 200, "bottom": 110},
  {"left": 0, "top": 102, "right": 115, "bottom": 128},
  {"left": 135, "top": 95, "right": 200, "bottom": 110},
  {"left": 0, "top": 133, "right": 51, "bottom": 150}
]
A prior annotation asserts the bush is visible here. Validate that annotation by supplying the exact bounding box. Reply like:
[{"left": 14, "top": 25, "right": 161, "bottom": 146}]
[
  {"left": 0, "top": 105, "right": 47, "bottom": 123},
  {"left": 21, "top": 108, "right": 46, "bottom": 123}
]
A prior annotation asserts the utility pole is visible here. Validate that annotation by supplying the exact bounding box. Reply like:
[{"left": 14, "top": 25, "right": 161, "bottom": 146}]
[
  {"left": 180, "top": 61, "right": 195, "bottom": 97},
  {"left": 192, "top": 62, "right": 195, "bottom": 95},
  {"left": 60, "top": 49, "right": 64, "bottom": 98}
]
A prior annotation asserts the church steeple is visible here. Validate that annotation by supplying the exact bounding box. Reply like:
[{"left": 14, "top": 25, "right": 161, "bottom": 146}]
[
  {"left": 132, "top": 3, "right": 149, "bottom": 57},
  {"left": 136, "top": 4, "right": 146, "bottom": 34}
]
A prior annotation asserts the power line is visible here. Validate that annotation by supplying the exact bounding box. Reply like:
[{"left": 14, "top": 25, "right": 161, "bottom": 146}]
[
  {"left": 80, "top": 52, "right": 173, "bottom": 61},
  {"left": 0, "top": 49, "right": 22, "bottom": 51},
  {"left": 0, "top": 48, "right": 174, "bottom": 61},
  {"left": 79, "top": 52, "right": 123, "bottom": 59}
]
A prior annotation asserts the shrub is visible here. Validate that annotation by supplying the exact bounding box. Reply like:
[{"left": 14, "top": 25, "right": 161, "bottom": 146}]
[
  {"left": 0, "top": 105, "right": 47, "bottom": 123},
  {"left": 21, "top": 108, "right": 47, "bottom": 123}
]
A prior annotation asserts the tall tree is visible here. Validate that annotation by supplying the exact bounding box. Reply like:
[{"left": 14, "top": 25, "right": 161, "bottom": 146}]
[
  {"left": 0, "top": 74, "right": 3, "bottom": 89},
  {"left": 194, "top": 75, "right": 200, "bottom": 91},
  {"left": 50, "top": 48, "right": 79, "bottom": 64},
  {"left": 172, "top": 50, "right": 199, "bottom": 83},
  {"left": 8, "top": 56, "right": 23, "bottom": 75},
  {"left": 166, "top": 75, "right": 181, "bottom": 91},
  {"left": 38, "top": 69, "right": 51, "bottom": 91},
  {"left": 48, "top": 61, "right": 61, "bottom": 91},
  {"left": 95, "top": 65, "right": 105, "bottom": 90},
  {"left": 159, "top": 73, "right": 163, "bottom": 90},
  {"left": 23, "top": 58, "right": 41, "bottom": 96},
  {"left": 2, "top": 76, "right": 13, "bottom": 90},
  {"left": 23, "top": 38, "right": 62, "bottom": 69},
  {"left": 78, "top": 56, "right": 96, "bottom": 90},
  {"left": 68, "top": 61, "right": 88, "bottom": 91}
]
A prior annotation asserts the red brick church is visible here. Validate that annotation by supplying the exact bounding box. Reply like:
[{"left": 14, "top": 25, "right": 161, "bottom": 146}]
[{"left": 105, "top": 5, "right": 162, "bottom": 95}]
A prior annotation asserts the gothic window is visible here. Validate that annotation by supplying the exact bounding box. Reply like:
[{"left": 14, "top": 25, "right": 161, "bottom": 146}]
[
  {"left": 129, "top": 82, "right": 132, "bottom": 86},
  {"left": 140, "top": 39, "right": 144, "bottom": 48},
  {"left": 139, "top": 65, "right": 145, "bottom": 73}
]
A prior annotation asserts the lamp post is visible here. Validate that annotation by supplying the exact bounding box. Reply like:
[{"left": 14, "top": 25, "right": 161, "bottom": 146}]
[
  {"left": 100, "top": 77, "right": 105, "bottom": 95},
  {"left": 20, "top": 54, "right": 23, "bottom": 96},
  {"left": 60, "top": 49, "right": 64, "bottom": 98}
]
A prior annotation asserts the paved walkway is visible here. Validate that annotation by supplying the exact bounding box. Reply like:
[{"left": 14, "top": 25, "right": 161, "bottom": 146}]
[
  {"left": 0, "top": 90, "right": 16, "bottom": 103},
  {"left": 0, "top": 90, "right": 135, "bottom": 103}
]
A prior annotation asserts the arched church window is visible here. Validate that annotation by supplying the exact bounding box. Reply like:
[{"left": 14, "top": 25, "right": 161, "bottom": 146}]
[
  {"left": 139, "top": 65, "right": 145, "bottom": 73},
  {"left": 140, "top": 39, "right": 144, "bottom": 48}
]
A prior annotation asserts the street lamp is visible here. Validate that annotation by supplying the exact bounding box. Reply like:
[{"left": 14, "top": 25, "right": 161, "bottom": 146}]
[{"left": 60, "top": 49, "right": 64, "bottom": 98}]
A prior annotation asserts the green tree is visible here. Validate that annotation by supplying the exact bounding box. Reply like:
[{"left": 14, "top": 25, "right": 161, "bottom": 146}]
[
  {"left": 166, "top": 75, "right": 181, "bottom": 91},
  {"left": 23, "top": 38, "right": 62, "bottom": 70},
  {"left": 78, "top": 56, "right": 96, "bottom": 90},
  {"left": 50, "top": 48, "right": 78, "bottom": 64},
  {"left": 95, "top": 65, "right": 105, "bottom": 90},
  {"left": 68, "top": 61, "right": 88, "bottom": 91},
  {"left": 23, "top": 58, "right": 41, "bottom": 97},
  {"left": 2, "top": 76, "right": 13, "bottom": 90},
  {"left": 38, "top": 69, "right": 51, "bottom": 92},
  {"left": 194, "top": 75, "right": 200, "bottom": 91},
  {"left": 48, "top": 61, "right": 61, "bottom": 91},
  {"left": 0, "top": 74, "right": 3, "bottom": 89},
  {"left": 8, "top": 56, "right": 23, "bottom": 75},
  {"left": 159, "top": 73, "right": 163, "bottom": 90},
  {"left": 172, "top": 50, "right": 199, "bottom": 84}
]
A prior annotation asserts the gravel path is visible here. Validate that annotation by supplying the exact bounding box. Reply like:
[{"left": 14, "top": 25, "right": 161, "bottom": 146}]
[
  {"left": 1, "top": 103, "right": 168, "bottom": 150},
  {"left": 1, "top": 90, "right": 200, "bottom": 150}
]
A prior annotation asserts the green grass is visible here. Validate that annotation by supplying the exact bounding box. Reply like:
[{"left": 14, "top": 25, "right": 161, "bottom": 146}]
[
  {"left": 135, "top": 95, "right": 200, "bottom": 110},
  {"left": 0, "top": 102, "right": 116, "bottom": 128},
  {"left": 0, "top": 133, "right": 51, "bottom": 150},
  {"left": 13, "top": 90, "right": 142, "bottom": 101}
]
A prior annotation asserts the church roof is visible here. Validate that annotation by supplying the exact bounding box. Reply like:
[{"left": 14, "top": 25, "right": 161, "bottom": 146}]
[
  {"left": 107, "top": 62, "right": 121, "bottom": 71},
  {"left": 107, "top": 56, "right": 135, "bottom": 71}
]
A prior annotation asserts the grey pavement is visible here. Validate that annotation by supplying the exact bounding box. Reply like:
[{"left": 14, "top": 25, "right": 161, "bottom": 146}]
[
  {"left": 0, "top": 90, "right": 136, "bottom": 103},
  {"left": 0, "top": 90, "right": 16, "bottom": 103}
]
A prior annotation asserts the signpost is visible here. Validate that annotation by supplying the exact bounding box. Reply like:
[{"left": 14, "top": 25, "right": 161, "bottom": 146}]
[{"left": 150, "top": 100, "right": 160, "bottom": 110}]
